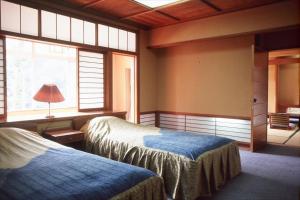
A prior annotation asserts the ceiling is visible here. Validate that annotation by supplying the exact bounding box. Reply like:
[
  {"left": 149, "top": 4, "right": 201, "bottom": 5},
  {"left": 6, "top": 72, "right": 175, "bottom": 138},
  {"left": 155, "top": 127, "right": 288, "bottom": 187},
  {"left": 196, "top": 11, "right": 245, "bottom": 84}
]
[{"left": 61, "top": 0, "right": 286, "bottom": 29}]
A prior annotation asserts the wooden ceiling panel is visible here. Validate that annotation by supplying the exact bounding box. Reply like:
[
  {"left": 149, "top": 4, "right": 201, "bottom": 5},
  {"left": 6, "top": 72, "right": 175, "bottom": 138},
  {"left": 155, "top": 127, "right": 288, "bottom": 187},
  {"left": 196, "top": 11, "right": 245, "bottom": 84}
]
[
  {"left": 64, "top": 0, "right": 96, "bottom": 7},
  {"left": 130, "top": 11, "right": 179, "bottom": 28},
  {"left": 90, "top": 0, "right": 149, "bottom": 18},
  {"left": 158, "top": 0, "right": 217, "bottom": 21},
  {"left": 62, "top": 0, "right": 287, "bottom": 29},
  {"left": 210, "top": 0, "right": 282, "bottom": 11}
]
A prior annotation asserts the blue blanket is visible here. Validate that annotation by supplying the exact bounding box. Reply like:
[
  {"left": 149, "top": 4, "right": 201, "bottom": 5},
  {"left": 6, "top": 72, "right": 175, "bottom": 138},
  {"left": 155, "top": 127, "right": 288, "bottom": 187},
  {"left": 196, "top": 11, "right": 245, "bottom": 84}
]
[
  {"left": 0, "top": 148, "right": 156, "bottom": 200},
  {"left": 143, "top": 130, "right": 233, "bottom": 160}
]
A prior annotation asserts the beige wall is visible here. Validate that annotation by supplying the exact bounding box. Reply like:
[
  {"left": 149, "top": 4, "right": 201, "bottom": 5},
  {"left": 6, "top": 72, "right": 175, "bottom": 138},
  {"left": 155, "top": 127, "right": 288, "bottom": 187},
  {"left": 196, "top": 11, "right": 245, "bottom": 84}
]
[
  {"left": 139, "top": 30, "right": 158, "bottom": 112},
  {"left": 268, "top": 65, "right": 277, "bottom": 113},
  {"left": 278, "top": 63, "right": 300, "bottom": 106},
  {"left": 156, "top": 35, "right": 254, "bottom": 117},
  {"left": 150, "top": 0, "right": 300, "bottom": 47}
]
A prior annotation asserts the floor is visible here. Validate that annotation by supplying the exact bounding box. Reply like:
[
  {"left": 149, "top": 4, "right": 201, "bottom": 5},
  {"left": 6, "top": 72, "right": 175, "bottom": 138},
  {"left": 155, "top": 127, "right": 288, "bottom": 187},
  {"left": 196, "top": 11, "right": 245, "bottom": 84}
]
[
  {"left": 204, "top": 145, "right": 300, "bottom": 200},
  {"left": 267, "top": 124, "right": 300, "bottom": 148}
]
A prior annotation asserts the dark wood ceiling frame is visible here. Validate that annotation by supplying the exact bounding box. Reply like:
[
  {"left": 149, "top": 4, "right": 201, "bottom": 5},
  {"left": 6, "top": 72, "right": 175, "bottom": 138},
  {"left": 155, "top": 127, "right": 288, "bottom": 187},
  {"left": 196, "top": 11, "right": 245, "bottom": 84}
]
[
  {"left": 121, "top": 1, "right": 180, "bottom": 21},
  {"left": 81, "top": 0, "right": 106, "bottom": 9},
  {"left": 201, "top": 0, "right": 222, "bottom": 12}
]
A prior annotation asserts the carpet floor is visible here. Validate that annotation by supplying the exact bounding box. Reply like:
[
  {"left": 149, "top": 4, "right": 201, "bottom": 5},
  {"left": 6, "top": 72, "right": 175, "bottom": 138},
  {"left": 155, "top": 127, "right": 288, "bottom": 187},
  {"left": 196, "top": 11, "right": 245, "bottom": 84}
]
[{"left": 204, "top": 145, "right": 300, "bottom": 200}]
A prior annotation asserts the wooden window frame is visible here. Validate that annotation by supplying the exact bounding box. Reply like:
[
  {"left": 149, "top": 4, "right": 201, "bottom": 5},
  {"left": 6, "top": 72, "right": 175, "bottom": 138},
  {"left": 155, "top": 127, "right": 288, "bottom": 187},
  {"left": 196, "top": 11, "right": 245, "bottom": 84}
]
[
  {"left": 0, "top": 36, "right": 7, "bottom": 120},
  {"left": 0, "top": 0, "right": 140, "bottom": 120},
  {"left": 77, "top": 48, "right": 111, "bottom": 112},
  {"left": 0, "top": 0, "right": 138, "bottom": 54}
]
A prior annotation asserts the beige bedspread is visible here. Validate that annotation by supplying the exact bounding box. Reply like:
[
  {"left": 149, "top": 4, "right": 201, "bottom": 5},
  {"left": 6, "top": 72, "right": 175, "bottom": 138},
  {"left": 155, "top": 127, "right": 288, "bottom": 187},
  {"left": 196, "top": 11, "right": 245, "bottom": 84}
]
[
  {"left": 0, "top": 127, "right": 166, "bottom": 200},
  {"left": 81, "top": 116, "right": 241, "bottom": 200}
]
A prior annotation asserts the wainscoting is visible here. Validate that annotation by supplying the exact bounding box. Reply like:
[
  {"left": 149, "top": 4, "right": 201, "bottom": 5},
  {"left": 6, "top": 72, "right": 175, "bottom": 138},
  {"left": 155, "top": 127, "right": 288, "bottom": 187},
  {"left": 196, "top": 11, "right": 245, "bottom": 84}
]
[
  {"left": 140, "top": 111, "right": 251, "bottom": 144},
  {"left": 139, "top": 112, "right": 156, "bottom": 126}
]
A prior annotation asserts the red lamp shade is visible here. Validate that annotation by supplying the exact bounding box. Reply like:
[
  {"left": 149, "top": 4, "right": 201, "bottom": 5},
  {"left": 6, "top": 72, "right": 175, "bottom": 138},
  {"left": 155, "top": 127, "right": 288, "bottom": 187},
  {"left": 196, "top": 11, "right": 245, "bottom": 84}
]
[{"left": 33, "top": 84, "right": 64, "bottom": 103}]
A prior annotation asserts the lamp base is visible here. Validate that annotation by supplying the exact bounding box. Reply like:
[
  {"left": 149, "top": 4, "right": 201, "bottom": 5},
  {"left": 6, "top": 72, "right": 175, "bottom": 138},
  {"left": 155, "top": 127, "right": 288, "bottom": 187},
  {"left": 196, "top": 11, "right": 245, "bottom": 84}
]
[{"left": 46, "top": 115, "right": 55, "bottom": 119}]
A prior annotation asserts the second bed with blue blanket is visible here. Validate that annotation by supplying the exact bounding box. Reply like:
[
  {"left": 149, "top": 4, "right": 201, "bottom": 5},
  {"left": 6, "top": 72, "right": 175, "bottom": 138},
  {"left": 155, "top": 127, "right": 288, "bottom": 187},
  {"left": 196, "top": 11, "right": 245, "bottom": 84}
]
[
  {"left": 0, "top": 128, "right": 166, "bottom": 200},
  {"left": 80, "top": 116, "right": 242, "bottom": 200}
]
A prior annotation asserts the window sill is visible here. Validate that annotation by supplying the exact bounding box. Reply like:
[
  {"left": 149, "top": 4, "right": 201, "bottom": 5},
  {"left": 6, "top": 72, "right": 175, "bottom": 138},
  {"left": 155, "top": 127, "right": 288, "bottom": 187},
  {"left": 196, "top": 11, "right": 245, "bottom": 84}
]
[{"left": 0, "top": 110, "right": 126, "bottom": 124}]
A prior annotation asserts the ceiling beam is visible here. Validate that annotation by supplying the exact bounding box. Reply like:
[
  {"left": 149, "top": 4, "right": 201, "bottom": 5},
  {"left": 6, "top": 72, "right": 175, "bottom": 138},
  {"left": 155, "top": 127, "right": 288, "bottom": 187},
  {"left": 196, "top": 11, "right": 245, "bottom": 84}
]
[
  {"left": 120, "top": 9, "right": 179, "bottom": 21},
  {"left": 156, "top": 11, "right": 180, "bottom": 21},
  {"left": 201, "top": 0, "right": 222, "bottom": 12},
  {"left": 121, "top": 0, "right": 186, "bottom": 21},
  {"left": 269, "top": 48, "right": 300, "bottom": 58},
  {"left": 81, "top": 0, "right": 105, "bottom": 9},
  {"left": 269, "top": 57, "right": 300, "bottom": 65}
]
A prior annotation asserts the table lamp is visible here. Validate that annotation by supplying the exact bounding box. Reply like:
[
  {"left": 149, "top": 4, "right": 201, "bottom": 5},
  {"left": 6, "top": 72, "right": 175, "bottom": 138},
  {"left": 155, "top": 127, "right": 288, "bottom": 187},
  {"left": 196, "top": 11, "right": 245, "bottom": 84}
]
[{"left": 33, "top": 84, "right": 65, "bottom": 118}]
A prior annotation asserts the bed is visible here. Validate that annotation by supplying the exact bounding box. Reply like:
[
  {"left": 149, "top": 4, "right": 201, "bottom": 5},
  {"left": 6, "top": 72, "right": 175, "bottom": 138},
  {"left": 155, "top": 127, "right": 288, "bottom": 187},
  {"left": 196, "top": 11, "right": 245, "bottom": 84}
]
[
  {"left": 0, "top": 127, "right": 166, "bottom": 200},
  {"left": 78, "top": 116, "right": 241, "bottom": 200}
]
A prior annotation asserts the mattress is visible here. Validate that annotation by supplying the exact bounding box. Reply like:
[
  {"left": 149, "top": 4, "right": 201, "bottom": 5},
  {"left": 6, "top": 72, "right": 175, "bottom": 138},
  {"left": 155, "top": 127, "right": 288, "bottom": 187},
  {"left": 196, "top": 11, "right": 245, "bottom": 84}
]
[
  {"left": 0, "top": 127, "right": 166, "bottom": 200},
  {"left": 80, "top": 116, "right": 241, "bottom": 200}
]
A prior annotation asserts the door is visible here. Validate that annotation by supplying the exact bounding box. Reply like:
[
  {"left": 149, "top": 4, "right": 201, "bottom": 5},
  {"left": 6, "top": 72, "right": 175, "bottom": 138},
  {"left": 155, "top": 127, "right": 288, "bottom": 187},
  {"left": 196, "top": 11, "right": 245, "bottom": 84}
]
[
  {"left": 112, "top": 53, "right": 136, "bottom": 123},
  {"left": 251, "top": 50, "right": 268, "bottom": 151}
]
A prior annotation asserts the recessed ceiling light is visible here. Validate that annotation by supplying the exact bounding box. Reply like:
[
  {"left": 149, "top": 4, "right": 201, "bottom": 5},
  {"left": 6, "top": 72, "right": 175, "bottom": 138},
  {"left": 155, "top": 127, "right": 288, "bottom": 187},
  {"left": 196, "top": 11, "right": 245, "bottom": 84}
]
[{"left": 134, "top": 0, "right": 180, "bottom": 8}]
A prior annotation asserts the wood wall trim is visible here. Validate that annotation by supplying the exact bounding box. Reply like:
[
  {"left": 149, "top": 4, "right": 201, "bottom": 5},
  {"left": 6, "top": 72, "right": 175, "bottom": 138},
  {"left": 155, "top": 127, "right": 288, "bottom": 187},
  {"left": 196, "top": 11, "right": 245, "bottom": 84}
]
[
  {"left": 149, "top": 0, "right": 300, "bottom": 47},
  {"left": 140, "top": 110, "right": 251, "bottom": 120},
  {"left": 0, "top": 111, "right": 126, "bottom": 124},
  {"left": 140, "top": 111, "right": 157, "bottom": 115},
  {"left": 269, "top": 57, "right": 300, "bottom": 65},
  {"left": 158, "top": 110, "right": 251, "bottom": 120},
  {"left": 139, "top": 111, "right": 251, "bottom": 148}
]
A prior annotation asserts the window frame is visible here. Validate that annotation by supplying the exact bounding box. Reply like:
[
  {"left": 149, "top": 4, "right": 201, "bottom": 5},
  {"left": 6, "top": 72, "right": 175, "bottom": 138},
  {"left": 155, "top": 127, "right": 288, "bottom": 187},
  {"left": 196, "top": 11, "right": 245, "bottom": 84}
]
[
  {"left": 0, "top": 0, "right": 140, "bottom": 120},
  {"left": 0, "top": 0, "right": 138, "bottom": 54},
  {"left": 77, "top": 48, "right": 108, "bottom": 112},
  {"left": 0, "top": 36, "right": 7, "bottom": 120}
]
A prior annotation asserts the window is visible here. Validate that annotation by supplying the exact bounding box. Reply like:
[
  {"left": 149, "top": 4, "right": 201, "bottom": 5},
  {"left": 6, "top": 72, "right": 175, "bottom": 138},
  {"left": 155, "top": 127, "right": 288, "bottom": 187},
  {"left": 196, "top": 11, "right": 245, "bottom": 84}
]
[
  {"left": 0, "top": 1, "right": 137, "bottom": 52},
  {"left": 21, "top": 6, "right": 38, "bottom": 36},
  {"left": 57, "top": 14, "right": 71, "bottom": 41},
  {"left": 119, "top": 30, "right": 128, "bottom": 51},
  {"left": 128, "top": 32, "right": 136, "bottom": 52},
  {"left": 41, "top": 11, "right": 56, "bottom": 39},
  {"left": 84, "top": 21, "right": 96, "bottom": 45},
  {"left": 78, "top": 50, "right": 104, "bottom": 110},
  {"left": 6, "top": 38, "right": 77, "bottom": 114},
  {"left": 1, "top": 0, "right": 20, "bottom": 33},
  {"left": 108, "top": 27, "right": 118, "bottom": 49},
  {"left": 71, "top": 18, "right": 84, "bottom": 43},
  {"left": 98, "top": 24, "right": 108, "bottom": 47}
]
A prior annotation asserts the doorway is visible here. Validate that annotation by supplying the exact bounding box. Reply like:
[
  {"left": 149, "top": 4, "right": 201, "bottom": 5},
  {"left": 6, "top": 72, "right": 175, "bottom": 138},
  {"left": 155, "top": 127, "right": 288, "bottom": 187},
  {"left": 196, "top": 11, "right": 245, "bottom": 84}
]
[
  {"left": 112, "top": 53, "right": 137, "bottom": 123},
  {"left": 267, "top": 48, "right": 300, "bottom": 148}
]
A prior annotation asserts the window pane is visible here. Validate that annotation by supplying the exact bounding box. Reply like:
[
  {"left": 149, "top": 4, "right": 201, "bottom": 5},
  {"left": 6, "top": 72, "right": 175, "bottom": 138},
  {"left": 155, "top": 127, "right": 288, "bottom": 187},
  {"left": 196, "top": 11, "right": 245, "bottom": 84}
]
[
  {"left": 6, "top": 38, "right": 77, "bottom": 112},
  {"left": 57, "top": 14, "right": 70, "bottom": 41},
  {"left": 71, "top": 18, "right": 83, "bottom": 43},
  {"left": 98, "top": 24, "right": 108, "bottom": 47},
  {"left": 118, "top": 29, "right": 128, "bottom": 51},
  {"left": 109, "top": 27, "right": 118, "bottom": 49},
  {"left": 128, "top": 32, "right": 136, "bottom": 52},
  {"left": 21, "top": 6, "right": 38, "bottom": 36},
  {"left": 41, "top": 11, "right": 56, "bottom": 39},
  {"left": 1, "top": 0, "right": 20, "bottom": 33},
  {"left": 78, "top": 51, "right": 104, "bottom": 110},
  {"left": 84, "top": 21, "right": 95, "bottom": 45}
]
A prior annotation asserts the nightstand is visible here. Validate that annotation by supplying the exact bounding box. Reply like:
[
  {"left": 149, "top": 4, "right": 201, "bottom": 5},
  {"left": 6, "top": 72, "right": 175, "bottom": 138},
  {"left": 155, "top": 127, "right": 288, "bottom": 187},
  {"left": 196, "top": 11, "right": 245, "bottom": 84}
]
[{"left": 43, "top": 129, "right": 84, "bottom": 150}]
